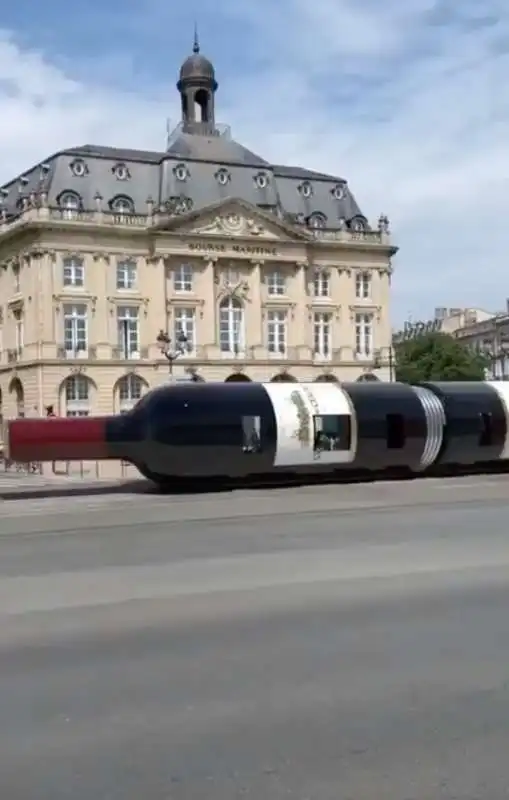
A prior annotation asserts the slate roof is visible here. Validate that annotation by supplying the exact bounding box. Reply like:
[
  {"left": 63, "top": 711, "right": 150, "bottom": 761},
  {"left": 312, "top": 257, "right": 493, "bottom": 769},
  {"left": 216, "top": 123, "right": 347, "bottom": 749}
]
[{"left": 0, "top": 42, "right": 368, "bottom": 232}]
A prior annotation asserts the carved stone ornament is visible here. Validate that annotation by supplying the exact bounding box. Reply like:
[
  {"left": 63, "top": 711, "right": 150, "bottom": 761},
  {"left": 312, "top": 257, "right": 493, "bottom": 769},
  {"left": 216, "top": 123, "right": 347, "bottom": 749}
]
[
  {"left": 186, "top": 210, "right": 276, "bottom": 239},
  {"left": 216, "top": 276, "right": 250, "bottom": 303},
  {"left": 93, "top": 252, "right": 111, "bottom": 263}
]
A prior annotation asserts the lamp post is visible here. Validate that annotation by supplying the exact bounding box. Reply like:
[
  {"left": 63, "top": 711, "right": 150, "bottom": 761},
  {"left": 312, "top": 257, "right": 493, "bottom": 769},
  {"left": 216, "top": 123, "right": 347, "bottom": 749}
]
[
  {"left": 156, "top": 329, "right": 189, "bottom": 379},
  {"left": 374, "top": 347, "right": 395, "bottom": 382}
]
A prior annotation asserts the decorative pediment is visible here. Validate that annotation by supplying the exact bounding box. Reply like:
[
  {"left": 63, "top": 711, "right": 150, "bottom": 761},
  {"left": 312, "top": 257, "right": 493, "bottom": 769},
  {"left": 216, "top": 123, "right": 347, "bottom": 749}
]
[{"left": 152, "top": 197, "right": 311, "bottom": 242}]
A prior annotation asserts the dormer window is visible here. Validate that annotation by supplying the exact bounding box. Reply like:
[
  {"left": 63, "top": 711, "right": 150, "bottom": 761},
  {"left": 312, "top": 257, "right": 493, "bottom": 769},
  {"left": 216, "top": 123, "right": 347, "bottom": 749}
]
[
  {"left": 299, "top": 181, "right": 313, "bottom": 198},
  {"left": 174, "top": 163, "right": 189, "bottom": 181},
  {"left": 350, "top": 216, "right": 366, "bottom": 231},
  {"left": 332, "top": 183, "right": 346, "bottom": 200},
  {"left": 308, "top": 212, "right": 326, "bottom": 229},
  {"left": 113, "top": 162, "right": 130, "bottom": 181},
  {"left": 70, "top": 159, "right": 88, "bottom": 178},
  {"left": 57, "top": 191, "right": 81, "bottom": 219},
  {"left": 110, "top": 195, "right": 134, "bottom": 215},
  {"left": 166, "top": 195, "right": 193, "bottom": 214},
  {"left": 215, "top": 168, "right": 230, "bottom": 186},
  {"left": 254, "top": 172, "right": 268, "bottom": 189}
]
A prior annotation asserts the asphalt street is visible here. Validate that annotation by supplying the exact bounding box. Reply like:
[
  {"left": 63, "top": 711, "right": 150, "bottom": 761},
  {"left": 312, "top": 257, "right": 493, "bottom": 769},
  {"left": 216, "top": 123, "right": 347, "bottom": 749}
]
[{"left": 1, "top": 476, "right": 509, "bottom": 799}]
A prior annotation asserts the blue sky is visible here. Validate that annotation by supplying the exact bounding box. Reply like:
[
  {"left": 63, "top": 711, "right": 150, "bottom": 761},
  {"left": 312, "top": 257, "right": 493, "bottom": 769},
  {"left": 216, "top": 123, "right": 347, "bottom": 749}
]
[{"left": 1, "top": 0, "right": 508, "bottom": 324}]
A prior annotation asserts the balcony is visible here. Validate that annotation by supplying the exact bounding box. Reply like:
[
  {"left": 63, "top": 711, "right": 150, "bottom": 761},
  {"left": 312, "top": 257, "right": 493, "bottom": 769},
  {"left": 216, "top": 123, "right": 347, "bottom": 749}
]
[
  {"left": 48, "top": 209, "right": 148, "bottom": 227},
  {"left": 111, "top": 346, "right": 149, "bottom": 360},
  {"left": 56, "top": 346, "right": 92, "bottom": 360},
  {"left": 0, "top": 205, "right": 150, "bottom": 235},
  {"left": 310, "top": 228, "right": 387, "bottom": 244}
]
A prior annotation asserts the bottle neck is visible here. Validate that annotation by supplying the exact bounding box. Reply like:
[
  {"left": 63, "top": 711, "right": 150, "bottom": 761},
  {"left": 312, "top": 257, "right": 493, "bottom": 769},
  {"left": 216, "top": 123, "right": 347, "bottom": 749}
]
[
  {"left": 6, "top": 416, "right": 113, "bottom": 463},
  {"left": 104, "top": 410, "right": 145, "bottom": 461}
]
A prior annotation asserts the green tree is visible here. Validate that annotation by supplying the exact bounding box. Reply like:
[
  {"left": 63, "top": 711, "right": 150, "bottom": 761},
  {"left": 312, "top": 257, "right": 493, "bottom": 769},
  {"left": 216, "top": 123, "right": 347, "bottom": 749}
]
[{"left": 394, "top": 332, "right": 488, "bottom": 383}]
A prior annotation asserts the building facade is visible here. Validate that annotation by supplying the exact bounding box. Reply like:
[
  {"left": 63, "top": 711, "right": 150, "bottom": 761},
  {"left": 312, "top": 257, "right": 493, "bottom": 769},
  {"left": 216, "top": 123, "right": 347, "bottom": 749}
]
[
  {"left": 395, "top": 305, "right": 509, "bottom": 381},
  {"left": 0, "top": 37, "right": 396, "bottom": 429},
  {"left": 451, "top": 304, "right": 509, "bottom": 380}
]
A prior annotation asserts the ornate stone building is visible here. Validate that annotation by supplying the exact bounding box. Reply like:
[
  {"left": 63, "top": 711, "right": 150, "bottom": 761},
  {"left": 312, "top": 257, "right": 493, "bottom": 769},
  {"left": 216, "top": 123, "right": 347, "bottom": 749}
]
[{"left": 0, "top": 37, "right": 396, "bottom": 427}]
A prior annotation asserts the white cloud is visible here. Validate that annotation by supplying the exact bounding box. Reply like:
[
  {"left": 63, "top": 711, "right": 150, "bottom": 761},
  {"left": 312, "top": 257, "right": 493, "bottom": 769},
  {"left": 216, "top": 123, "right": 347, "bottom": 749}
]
[{"left": 1, "top": 0, "right": 509, "bottom": 323}]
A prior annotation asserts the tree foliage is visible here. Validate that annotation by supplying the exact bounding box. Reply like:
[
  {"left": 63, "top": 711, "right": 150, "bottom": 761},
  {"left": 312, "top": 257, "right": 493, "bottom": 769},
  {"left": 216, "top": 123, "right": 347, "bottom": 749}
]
[{"left": 394, "top": 332, "right": 488, "bottom": 383}]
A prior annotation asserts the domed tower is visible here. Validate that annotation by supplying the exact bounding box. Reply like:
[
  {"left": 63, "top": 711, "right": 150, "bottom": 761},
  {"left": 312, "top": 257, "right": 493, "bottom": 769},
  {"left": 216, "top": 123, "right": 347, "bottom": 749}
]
[{"left": 177, "top": 29, "right": 218, "bottom": 134}]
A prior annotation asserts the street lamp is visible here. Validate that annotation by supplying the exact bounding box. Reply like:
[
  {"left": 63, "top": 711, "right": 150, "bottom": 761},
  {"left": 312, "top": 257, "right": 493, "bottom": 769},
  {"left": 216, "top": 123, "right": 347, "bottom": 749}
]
[
  {"left": 156, "top": 329, "right": 189, "bottom": 378},
  {"left": 373, "top": 347, "right": 395, "bottom": 382}
]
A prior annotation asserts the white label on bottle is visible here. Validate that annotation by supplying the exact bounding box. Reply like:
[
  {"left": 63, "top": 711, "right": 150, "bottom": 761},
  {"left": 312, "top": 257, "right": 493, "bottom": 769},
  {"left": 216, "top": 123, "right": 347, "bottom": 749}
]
[{"left": 262, "top": 382, "right": 356, "bottom": 467}]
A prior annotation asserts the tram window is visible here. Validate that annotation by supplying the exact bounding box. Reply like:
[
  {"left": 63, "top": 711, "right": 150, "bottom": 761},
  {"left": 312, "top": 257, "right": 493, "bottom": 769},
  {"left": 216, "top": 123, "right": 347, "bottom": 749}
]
[
  {"left": 479, "top": 412, "right": 493, "bottom": 446},
  {"left": 242, "top": 415, "right": 262, "bottom": 453},
  {"left": 386, "top": 413, "right": 405, "bottom": 449},
  {"left": 313, "top": 414, "right": 351, "bottom": 452}
]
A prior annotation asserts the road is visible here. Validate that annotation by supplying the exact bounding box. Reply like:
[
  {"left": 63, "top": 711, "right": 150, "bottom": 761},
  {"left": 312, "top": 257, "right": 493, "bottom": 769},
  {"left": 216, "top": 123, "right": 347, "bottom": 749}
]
[{"left": 1, "top": 476, "right": 509, "bottom": 799}]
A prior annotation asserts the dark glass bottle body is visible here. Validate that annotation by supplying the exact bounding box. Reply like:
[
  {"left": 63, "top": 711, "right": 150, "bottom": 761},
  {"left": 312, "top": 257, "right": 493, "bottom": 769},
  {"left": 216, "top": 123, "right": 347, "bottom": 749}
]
[{"left": 106, "top": 382, "right": 277, "bottom": 480}]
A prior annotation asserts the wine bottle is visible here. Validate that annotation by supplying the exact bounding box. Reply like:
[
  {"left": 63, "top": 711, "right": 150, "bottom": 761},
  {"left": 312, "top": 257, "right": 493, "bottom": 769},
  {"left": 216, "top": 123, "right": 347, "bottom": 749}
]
[{"left": 4, "top": 380, "right": 355, "bottom": 481}]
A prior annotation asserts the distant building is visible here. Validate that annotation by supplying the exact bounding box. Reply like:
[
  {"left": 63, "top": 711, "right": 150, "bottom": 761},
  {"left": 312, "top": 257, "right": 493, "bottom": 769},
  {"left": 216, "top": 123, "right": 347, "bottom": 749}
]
[
  {"left": 451, "top": 302, "right": 509, "bottom": 380},
  {"left": 395, "top": 303, "right": 509, "bottom": 380}
]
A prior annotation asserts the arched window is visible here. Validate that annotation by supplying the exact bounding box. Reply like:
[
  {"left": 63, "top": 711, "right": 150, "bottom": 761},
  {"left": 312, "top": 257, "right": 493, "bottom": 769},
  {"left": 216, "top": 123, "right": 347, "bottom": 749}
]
[
  {"left": 58, "top": 191, "right": 81, "bottom": 220},
  {"left": 63, "top": 375, "right": 91, "bottom": 416},
  {"left": 116, "top": 374, "right": 147, "bottom": 412},
  {"left": 270, "top": 373, "right": 297, "bottom": 382},
  {"left": 8, "top": 377, "right": 24, "bottom": 417},
  {"left": 111, "top": 195, "right": 134, "bottom": 216},
  {"left": 225, "top": 373, "right": 251, "bottom": 382},
  {"left": 219, "top": 296, "right": 245, "bottom": 356}
]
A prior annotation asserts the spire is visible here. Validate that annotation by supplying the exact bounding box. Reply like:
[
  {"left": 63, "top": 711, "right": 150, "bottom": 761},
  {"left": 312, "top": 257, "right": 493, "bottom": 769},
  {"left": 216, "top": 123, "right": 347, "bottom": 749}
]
[{"left": 193, "top": 23, "right": 200, "bottom": 54}]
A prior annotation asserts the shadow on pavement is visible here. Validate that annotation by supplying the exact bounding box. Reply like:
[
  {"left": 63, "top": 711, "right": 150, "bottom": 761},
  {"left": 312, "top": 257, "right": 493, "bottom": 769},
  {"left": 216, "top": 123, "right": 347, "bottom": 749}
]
[
  {"left": 0, "top": 479, "right": 158, "bottom": 501},
  {"left": 0, "top": 478, "right": 240, "bottom": 501}
]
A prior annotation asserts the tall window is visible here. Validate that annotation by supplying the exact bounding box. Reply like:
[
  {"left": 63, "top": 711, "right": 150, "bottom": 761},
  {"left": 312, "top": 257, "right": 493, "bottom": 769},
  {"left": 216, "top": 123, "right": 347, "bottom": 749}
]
[
  {"left": 118, "top": 374, "right": 145, "bottom": 412},
  {"left": 116, "top": 258, "right": 137, "bottom": 290},
  {"left": 267, "top": 310, "right": 287, "bottom": 356},
  {"left": 355, "top": 313, "right": 373, "bottom": 359},
  {"left": 64, "top": 375, "right": 90, "bottom": 416},
  {"left": 59, "top": 192, "right": 80, "bottom": 220},
  {"left": 174, "top": 263, "right": 193, "bottom": 292},
  {"left": 63, "top": 304, "right": 87, "bottom": 356},
  {"left": 314, "top": 312, "right": 332, "bottom": 359},
  {"left": 266, "top": 269, "right": 286, "bottom": 296},
  {"left": 219, "top": 296, "right": 244, "bottom": 355},
  {"left": 13, "top": 264, "right": 20, "bottom": 293},
  {"left": 13, "top": 309, "right": 24, "bottom": 353},
  {"left": 355, "top": 271, "right": 371, "bottom": 299},
  {"left": 117, "top": 306, "right": 139, "bottom": 359},
  {"left": 63, "top": 256, "right": 84, "bottom": 287},
  {"left": 174, "top": 308, "right": 196, "bottom": 355},
  {"left": 313, "top": 270, "right": 329, "bottom": 297}
]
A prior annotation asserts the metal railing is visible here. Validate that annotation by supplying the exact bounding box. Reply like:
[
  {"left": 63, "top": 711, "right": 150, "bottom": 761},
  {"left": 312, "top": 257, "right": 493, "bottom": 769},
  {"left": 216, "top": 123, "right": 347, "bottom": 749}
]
[{"left": 0, "top": 456, "right": 42, "bottom": 474}]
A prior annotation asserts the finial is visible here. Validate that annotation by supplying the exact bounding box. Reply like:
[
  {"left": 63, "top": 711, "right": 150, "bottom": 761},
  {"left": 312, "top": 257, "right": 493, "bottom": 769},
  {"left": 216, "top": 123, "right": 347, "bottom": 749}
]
[{"left": 193, "top": 23, "right": 200, "bottom": 53}]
